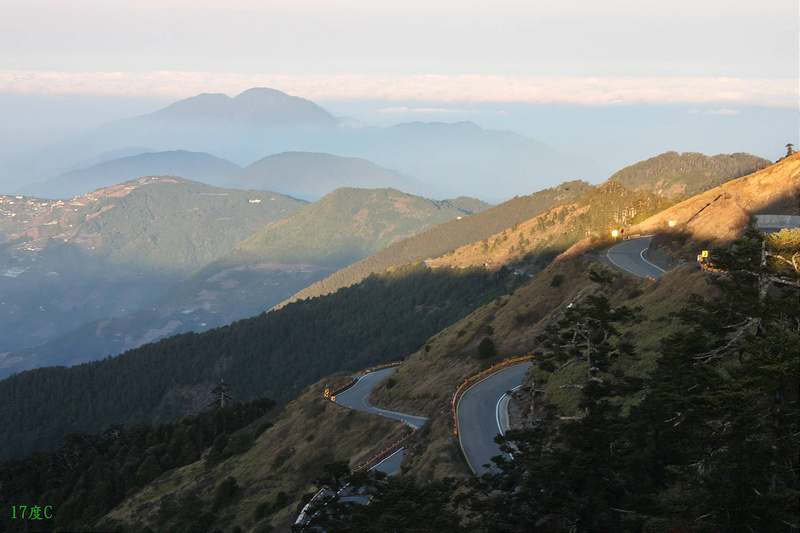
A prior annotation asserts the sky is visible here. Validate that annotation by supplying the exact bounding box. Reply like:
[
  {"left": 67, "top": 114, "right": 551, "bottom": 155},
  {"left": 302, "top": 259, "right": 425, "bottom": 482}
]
[{"left": 0, "top": 0, "right": 796, "bottom": 170}]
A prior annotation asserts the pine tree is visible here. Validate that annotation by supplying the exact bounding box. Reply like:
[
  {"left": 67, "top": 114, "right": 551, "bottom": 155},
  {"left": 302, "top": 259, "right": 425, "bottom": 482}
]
[{"left": 208, "top": 379, "right": 234, "bottom": 410}]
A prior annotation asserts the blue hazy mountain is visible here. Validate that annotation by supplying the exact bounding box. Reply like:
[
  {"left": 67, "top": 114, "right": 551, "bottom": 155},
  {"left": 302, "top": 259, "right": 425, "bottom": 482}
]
[
  {"left": 3, "top": 88, "right": 599, "bottom": 202},
  {"left": 18, "top": 150, "right": 242, "bottom": 199},
  {"left": 229, "top": 151, "right": 431, "bottom": 201}
]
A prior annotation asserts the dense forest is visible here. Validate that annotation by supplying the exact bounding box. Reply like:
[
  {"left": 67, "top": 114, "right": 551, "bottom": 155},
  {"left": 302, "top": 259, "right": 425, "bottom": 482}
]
[
  {"left": 0, "top": 396, "right": 276, "bottom": 532},
  {"left": 0, "top": 263, "right": 518, "bottom": 459}
]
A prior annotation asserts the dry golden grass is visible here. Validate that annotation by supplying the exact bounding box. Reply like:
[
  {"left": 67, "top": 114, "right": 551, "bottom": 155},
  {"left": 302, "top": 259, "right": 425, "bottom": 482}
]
[{"left": 105, "top": 379, "right": 407, "bottom": 533}]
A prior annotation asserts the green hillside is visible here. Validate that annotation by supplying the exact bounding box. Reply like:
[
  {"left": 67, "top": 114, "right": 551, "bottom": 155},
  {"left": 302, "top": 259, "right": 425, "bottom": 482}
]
[
  {"left": 159, "top": 186, "right": 483, "bottom": 317},
  {"left": 75, "top": 178, "right": 304, "bottom": 274},
  {"left": 1, "top": 176, "right": 304, "bottom": 276},
  {"left": 282, "top": 180, "right": 590, "bottom": 305},
  {"left": 608, "top": 151, "right": 770, "bottom": 199},
  {"left": 0, "top": 187, "right": 485, "bottom": 374},
  {"left": 227, "top": 187, "right": 476, "bottom": 267},
  {"left": 0, "top": 177, "right": 304, "bottom": 357}
]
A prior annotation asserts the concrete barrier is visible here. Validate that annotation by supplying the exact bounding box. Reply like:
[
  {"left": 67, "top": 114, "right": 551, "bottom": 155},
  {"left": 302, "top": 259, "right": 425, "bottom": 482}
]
[{"left": 755, "top": 215, "right": 800, "bottom": 229}]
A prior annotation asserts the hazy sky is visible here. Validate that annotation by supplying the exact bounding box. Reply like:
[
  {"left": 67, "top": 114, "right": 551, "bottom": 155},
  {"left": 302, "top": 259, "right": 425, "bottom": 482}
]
[
  {"left": 0, "top": 0, "right": 795, "bottom": 105},
  {"left": 0, "top": 0, "right": 796, "bottom": 173}
]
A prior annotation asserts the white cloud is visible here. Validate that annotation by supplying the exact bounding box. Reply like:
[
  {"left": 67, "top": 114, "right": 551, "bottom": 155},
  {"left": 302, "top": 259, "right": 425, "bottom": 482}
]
[
  {"left": 0, "top": 70, "right": 794, "bottom": 108},
  {"left": 705, "top": 108, "right": 740, "bottom": 115},
  {"left": 378, "top": 107, "right": 497, "bottom": 115}
]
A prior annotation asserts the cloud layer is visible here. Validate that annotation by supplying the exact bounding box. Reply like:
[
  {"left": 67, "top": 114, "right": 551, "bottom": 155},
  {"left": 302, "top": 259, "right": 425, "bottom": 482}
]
[{"left": 0, "top": 70, "right": 794, "bottom": 107}]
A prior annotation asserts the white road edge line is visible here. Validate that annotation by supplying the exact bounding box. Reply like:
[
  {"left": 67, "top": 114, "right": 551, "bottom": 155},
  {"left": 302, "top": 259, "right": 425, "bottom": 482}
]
[
  {"left": 496, "top": 385, "right": 522, "bottom": 460},
  {"left": 639, "top": 247, "right": 666, "bottom": 273},
  {"left": 372, "top": 447, "right": 404, "bottom": 471}
]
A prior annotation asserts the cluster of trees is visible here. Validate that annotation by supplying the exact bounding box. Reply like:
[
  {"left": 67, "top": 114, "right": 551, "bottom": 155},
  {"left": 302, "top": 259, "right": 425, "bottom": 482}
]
[
  {"left": 0, "top": 396, "right": 275, "bottom": 532},
  {"left": 0, "top": 263, "right": 515, "bottom": 459},
  {"left": 308, "top": 229, "right": 799, "bottom": 532}
]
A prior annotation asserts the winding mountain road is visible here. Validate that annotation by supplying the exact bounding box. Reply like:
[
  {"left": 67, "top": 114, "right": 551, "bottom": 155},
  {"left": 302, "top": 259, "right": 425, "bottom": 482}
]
[
  {"left": 456, "top": 362, "right": 533, "bottom": 476},
  {"left": 333, "top": 367, "right": 428, "bottom": 429},
  {"left": 455, "top": 237, "right": 671, "bottom": 476},
  {"left": 601, "top": 236, "right": 666, "bottom": 279}
]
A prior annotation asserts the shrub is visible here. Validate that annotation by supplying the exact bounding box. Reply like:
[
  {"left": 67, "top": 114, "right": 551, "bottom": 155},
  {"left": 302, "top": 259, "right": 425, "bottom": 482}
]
[
  {"left": 212, "top": 477, "right": 239, "bottom": 511},
  {"left": 478, "top": 337, "right": 497, "bottom": 359}
]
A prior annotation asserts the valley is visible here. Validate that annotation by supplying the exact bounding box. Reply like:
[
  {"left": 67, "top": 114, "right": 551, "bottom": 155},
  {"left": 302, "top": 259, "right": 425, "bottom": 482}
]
[{"left": 0, "top": 86, "right": 796, "bottom": 533}]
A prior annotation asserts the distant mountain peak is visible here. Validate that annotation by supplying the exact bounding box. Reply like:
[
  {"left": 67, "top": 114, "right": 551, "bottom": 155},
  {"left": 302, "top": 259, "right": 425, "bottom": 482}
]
[{"left": 149, "top": 87, "right": 335, "bottom": 126}]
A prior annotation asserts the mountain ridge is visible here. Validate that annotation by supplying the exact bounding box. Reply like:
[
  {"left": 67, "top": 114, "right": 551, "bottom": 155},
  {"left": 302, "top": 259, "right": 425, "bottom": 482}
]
[
  {"left": 228, "top": 151, "right": 430, "bottom": 201},
  {"left": 2, "top": 186, "right": 483, "bottom": 373},
  {"left": 608, "top": 150, "right": 771, "bottom": 199},
  {"left": 0, "top": 177, "right": 304, "bottom": 361},
  {"left": 18, "top": 150, "right": 242, "bottom": 199}
]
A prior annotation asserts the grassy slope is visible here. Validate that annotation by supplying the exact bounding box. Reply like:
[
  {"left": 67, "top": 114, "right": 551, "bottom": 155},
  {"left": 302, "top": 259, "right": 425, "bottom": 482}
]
[
  {"left": 426, "top": 180, "right": 672, "bottom": 270},
  {"left": 279, "top": 180, "right": 591, "bottom": 307},
  {"left": 105, "top": 378, "right": 408, "bottom": 532}
]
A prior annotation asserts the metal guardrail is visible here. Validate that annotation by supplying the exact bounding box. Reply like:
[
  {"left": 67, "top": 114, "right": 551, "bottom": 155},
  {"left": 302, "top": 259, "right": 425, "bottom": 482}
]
[
  {"left": 357, "top": 361, "right": 403, "bottom": 375},
  {"left": 297, "top": 362, "right": 414, "bottom": 528},
  {"left": 350, "top": 433, "right": 412, "bottom": 475},
  {"left": 325, "top": 361, "right": 404, "bottom": 402},
  {"left": 451, "top": 355, "right": 535, "bottom": 436}
]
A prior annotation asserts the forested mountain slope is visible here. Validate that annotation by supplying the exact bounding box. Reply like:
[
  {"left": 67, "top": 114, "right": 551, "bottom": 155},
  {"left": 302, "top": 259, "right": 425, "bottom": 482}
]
[
  {"left": 3, "top": 187, "right": 477, "bottom": 374},
  {"left": 357, "top": 155, "right": 799, "bottom": 531},
  {"left": 83, "top": 155, "right": 797, "bottom": 532},
  {"left": 608, "top": 150, "right": 770, "bottom": 199},
  {"left": 0, "top": 178, "right": 303, "bottom": 360},
  {"left": 2, "top": 157, "right": 796, "bottom": 533},
  {"left": 372, "top": 155, "right": 799, "bottom": 470},
  {"left": 280, "top": 180, "right": 590, "bottom": 306},
  {"left": 0, "top": 263, "right": 517, "bottom": 460}
]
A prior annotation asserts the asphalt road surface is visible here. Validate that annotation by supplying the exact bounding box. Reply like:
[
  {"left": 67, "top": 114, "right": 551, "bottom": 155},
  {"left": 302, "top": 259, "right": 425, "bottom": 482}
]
[
  {"left": 333, "top": 367, "right": 429, "bottom": 429},
  {"left": 456, "top": 362, "right": 533, "bottom": 476},
  {"left": 603, "top": 236, "right": 666, "bottom": 279}
]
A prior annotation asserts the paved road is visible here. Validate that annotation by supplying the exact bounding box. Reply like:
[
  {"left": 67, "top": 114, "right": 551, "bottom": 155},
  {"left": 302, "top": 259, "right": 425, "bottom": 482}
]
[
  {"left": 296, "top": 371, "right": 422, "bottom": 526},
  {"left": 333, "top": 367, "right": 428, "bottom": 429},
  {"left": 456, "top": 363, "right": 533, "bottom": 476},
  {"left": 602, "top": 236, "right": 666, "bottom": 279}
]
